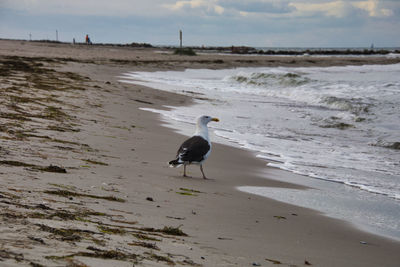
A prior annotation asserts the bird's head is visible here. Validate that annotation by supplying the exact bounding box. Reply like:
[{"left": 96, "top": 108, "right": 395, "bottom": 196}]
[{"left": 197, "top": 115, "right": 219, "bottom": 125}]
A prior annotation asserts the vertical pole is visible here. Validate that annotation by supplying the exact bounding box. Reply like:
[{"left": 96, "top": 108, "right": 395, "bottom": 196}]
[
  {"left": 29, "top": 33, "right": 32, "bottom": 41},
  {"left": 179, "top": 30, "right": 182, "bottom": 48},
  {"left": 56, "top": 30, "right": 58, "bottom": 41}
]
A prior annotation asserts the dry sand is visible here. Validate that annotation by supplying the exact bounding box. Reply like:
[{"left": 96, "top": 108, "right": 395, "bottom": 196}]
[{"left": 0, "top": 39, "right": 399, "bottom": 266}]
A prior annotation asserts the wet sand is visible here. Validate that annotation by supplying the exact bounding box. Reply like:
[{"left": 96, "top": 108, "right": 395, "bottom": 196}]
[{"left": 0, "top": 39, "right": 399, "bottom": 266}]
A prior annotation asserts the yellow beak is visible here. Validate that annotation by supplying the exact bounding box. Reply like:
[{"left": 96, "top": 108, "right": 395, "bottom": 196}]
[{"left": 212, "top": 118, "right": 219, "bottom": 122}]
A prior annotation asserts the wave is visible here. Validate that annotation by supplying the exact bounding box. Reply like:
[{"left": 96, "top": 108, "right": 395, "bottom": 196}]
[
  {"left": 228, "top": 71, "right": 376, "bottom": 117},
  {"left": 320, "top": 96, "right": 373, "bottom": 115},
  {"left": 372, "top": 140, "right": 400, "bottom": 150},
  {"left": 230, "top": 71, "right": 312, "bottom": 88}
]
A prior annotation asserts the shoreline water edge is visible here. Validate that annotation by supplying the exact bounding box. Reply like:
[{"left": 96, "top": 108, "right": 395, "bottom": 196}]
[{"left": 1, "top": 39, "right": 400, "bottom": 266}]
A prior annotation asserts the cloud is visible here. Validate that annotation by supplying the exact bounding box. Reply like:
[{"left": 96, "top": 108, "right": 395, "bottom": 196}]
[
  {"left": 219, "top": 0, "right": 295, "bottom": 14},
  {"left": 289, "top": 1, "right": 353, "bottom": 18},
  {"left": 165, "top": 0, "right": 298, "bottom": 17},
  {"left": 165, "top": 0, "right": 396, "bottom": 19},
  {"left": 289, "top": 0, "right": 394, "bottom": 18},
  {"left": 2, "top": 0, "right": 395, "bottom": 19},
  {"left": 0, "top": 0, "right": 172, "bottom": 17},
  {"left": 164, "top": 0, "right": 225, "bottom": 15},
  {"left": 353, "top": 0, "right": 394, "bottom": 17}
]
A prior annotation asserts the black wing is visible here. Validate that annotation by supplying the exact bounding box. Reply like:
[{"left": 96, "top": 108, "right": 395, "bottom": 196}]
[{"left": 177, "top": 136, "right": 210, "bottom": 163}]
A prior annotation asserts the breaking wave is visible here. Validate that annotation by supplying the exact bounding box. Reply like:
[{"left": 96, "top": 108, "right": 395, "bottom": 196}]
[
  {"left": 230, "top": 72, "right": 312, "bottom": 87},
  {"left": 227, "top": 70, "right": 376, "bottom": 117},
  {"left": 320, "top": 96, "right": 373, "bottom": 114}
]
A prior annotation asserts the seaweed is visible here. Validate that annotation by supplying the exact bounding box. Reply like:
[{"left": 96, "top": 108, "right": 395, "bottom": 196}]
[
  {"left": 0, "top": 200, "right": 57, "bottom": 213},
  {"left": 97, "top": 225, "right": 126, "bottom": 235},
  {"left": 43, "top": 210, "right": 106, "bottom": 220},
  {"left": 91, "top": 237, "right": 106, "bottom": 246},
  {"left": 128, "top": 241, "right": 159, "bottom": 250},
  {"left": 273, "top": 215, "right": 287, "bottom": 220},
  {"left": 176, "top": 187, "right": 202, "bottom": 196},
  {"left": 166, "top": 216, "right": 186, "bottom": 220},
  {"left": 142, "top": 226, "right": 188, "bottom": 237},
  {"left": 0, "top": 160, "right": 33, "bottom": 167},
  {"left": 47, "top": 125, "right": 80, "bottom": 132},
  {"left": 30, "top": 262, "right": 45, "bottom": 267},
  {"left": 27, "top": 212, "right": 47, "bottom": 219},
  {"left": 28, "top": 236, "right": 46, "bottom": 244},
  {"left": 44, "top": 189, "right": 125, "bottom": 202},
  {"left": 40, "top": 165, "right": 67, "bottom": 173},
  {"left": 9, "top": 95, "right": 39, "bottom": 104},
  {"left": 14, "top": 133, "right": 51, "bottom": 140},
  {"left": 77, "top": 250, "right": 134, "bottom": 260},
  {"left": 82, "top": 159, "right": 108, "bottom": 166},
  {"left": 0, "top": 161, "right": 66, "bottom": 173},
  {"left": 36, "top": 224, "right": 95, "bottom": 242},
  {"left": 178, "top": 259, "right": 202, "bottom": 266},
  {"left": 46, "top": 246, "right": 138, "bottom": 261},
  {"left": 51, "top": 138, "right": 82, "bottom": 146},
  {"left": 132, "top": 233, "right": 161, "bottom": 241},
  {"left": 48, "top": 183, "right": 76, "bottom": 190},
  {"left": 182, "top": 188, "right": 201, "bottom": 193},
  {"left": 217, "top": 237, "right": 233, "bottom": 240},
  {"left": 0, "top": 57, "right": 36, "bottom": 75},
  {"left": 63, "top": 71, "right": 90, "bottom": 82},
  {"left": 0, "top": 249, "right": 24, "bottom": 262},
  {"left": 2, "top": 212, "right": 27, "bottom": 219},
  {"left": 265, "top": 258, "right": 282, "bottom": 264},
  {"left": 147, "top": 252, "right": 175, "bottom": 265},
  {"left": 134, "top": 99, "right": 154, "bottom": 105},
  {"left": 0, "top": 191, "right": 15, "bottom": 200},
  {"left": 0, "top": 112, "right": 32, "bottom": 121},
  {"left": 110, "top": 218, "right": 137, "bottom": 225},
  {"left": 74, "top": 250, "right": 133, "bottom": 260},
  {"left": 53, "top": 145, "right": 75, "bottom": 151},
  {"left": 43, "top": 106, "right": 69, "bottom": 120}
]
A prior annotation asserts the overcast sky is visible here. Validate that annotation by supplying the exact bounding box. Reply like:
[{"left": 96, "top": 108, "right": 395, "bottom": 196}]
[{"left": 1, "top": 0, "right": 399, "bottom": 47}]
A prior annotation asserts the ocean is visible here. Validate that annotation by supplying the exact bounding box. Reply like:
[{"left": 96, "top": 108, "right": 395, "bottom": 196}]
[{"left": 120, "top": 62, "right": 400, "bottom": 240}]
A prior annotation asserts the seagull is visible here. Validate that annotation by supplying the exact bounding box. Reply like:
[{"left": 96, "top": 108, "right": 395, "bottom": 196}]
[{"left": 169, "top": 115, "right": 219, "bottom": 179}]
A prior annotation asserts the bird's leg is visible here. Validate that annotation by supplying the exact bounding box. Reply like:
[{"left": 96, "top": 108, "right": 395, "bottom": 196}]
[
  {"left": 183, "top": 164, "right": 187, "bottom": 177},
  {"left": 200, "top": 164, "right": 208, "bottom": 179}
]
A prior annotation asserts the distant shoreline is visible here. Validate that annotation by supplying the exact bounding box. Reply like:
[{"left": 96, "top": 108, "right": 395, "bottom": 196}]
[{"left": 2, "top": 38, "right": 399, "bottom": 56}]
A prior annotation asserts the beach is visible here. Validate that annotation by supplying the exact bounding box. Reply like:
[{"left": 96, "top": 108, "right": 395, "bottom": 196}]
[{"left": 0, "top": 39, "right": 399, "bottom": 266}]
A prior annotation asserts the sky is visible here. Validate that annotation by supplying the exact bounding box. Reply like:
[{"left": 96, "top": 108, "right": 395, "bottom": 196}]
[{"left": 0, "top": 0, "right": 399, "bottom": 47}]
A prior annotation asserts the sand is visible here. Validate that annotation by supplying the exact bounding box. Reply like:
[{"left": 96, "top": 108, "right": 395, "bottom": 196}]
[{"left": 0, "top": 39, "right": 399, "bottom": 266}]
